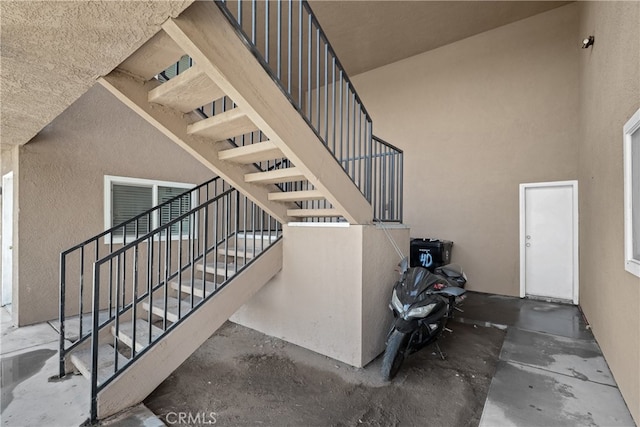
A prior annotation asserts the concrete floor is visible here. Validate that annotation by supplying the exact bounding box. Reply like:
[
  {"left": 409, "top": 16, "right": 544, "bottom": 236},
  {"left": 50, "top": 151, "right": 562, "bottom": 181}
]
[
  {"left": 0, "top": 307, "right": 161, "bottom": 427},
  {"left": 1, "top": 293, "right": 636, "bottom": 427},
  {"left": 458, "top": 292, "right": 636, "bottom": 427}
]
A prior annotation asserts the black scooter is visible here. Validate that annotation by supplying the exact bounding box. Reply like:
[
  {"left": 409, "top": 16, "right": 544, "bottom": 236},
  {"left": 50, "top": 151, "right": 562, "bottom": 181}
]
[{"left": 381, "top": 258, "right": 467, "bottom": 381}]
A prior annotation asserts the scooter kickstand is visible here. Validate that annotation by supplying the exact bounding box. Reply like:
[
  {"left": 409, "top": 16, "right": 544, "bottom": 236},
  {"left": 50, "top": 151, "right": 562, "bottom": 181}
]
[{"left": 435, "top": 343, "right": 446, "bottom": 360}]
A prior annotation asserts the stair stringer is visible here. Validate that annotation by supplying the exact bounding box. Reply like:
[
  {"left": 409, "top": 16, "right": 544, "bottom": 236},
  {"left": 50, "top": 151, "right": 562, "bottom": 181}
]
[
  {"left": 95, "top": 239, "right": 283, "bottom": 419},
  {"left": 161, "top": 1, "right": 373, "bottom": 225}
]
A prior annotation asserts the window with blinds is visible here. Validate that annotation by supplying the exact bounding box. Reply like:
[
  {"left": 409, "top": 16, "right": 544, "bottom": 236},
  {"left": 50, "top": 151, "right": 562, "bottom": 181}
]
[{"left": 105, "top": 176, "right": 195, "bottom": 242}]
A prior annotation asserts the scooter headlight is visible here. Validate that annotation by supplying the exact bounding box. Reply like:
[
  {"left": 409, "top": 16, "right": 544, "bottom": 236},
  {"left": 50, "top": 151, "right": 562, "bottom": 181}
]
[
  {"left": 391, "top": 289, "right": 403, "bottom": 313},
  {"left": 407, "top": 303, "right": 437, "bottom": 319}
]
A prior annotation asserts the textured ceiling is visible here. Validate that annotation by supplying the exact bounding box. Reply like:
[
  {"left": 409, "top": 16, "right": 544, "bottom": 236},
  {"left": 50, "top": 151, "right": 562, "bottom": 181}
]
[
  {"left": 1, "top": 0, "right": 569, "bottom": 147},
  {"left": 308, "top": 1, "right": 571, "bottom": 76},
  {"left": 1, "top": 1, "right": 194, "bottom": 146}
]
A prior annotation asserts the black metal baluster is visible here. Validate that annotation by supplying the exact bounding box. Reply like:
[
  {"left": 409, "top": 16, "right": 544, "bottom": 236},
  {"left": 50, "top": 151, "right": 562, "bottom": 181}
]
[
  {"left": 147, "top": 235, "right": 153, "bottom": 341},
  {"left": 132, "top": 245, "right": 138, "bottom": 357},
  {"left": 315, "top": 26, "right": 320, "bottom": 129},
  {"left": 79, "top": 246, "right": 84, "bottom": 340},
  {"left": 59, "top": 253, "right": 67, "bottom": 378},
  {"left": 339, "top": 70, "right": 344, "bottom": 167},
  {"left": 298, "top": 1, "right": 303, "bottom": 108},
  {"left": 345, "top": 82, "right": 350, "bottom": 171},
  {"left": 113, "top": 254, "right": 121, "bottom": 373},
  {"left": 234, "top": 191, "right": 239, "bottom": 274},
  {"left": 324, "top": 40, "right": 328, "bottom": 144},
  {"left": 307, "top": 13, "right": 312, "bottom": 118},
  {"left": 277, "top": 0, "right": 282, "bottom": 80},
  {"left": 265, "top": 0, "right": 269, "bottom": 64},
  {"left": 251, "top": 0, "right": 256, "bottom": 44},
  {"left": 332, "top": 57, "right": 336, "bottom": 153},
  {"left": 288, "top": 0, "right": 292, "bottom": 94}
]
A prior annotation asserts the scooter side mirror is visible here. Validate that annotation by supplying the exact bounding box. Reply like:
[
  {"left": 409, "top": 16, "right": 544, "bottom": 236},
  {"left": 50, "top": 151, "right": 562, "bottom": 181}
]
[{"left": 396, "top": 257, "right": 409, "bottom": 276}]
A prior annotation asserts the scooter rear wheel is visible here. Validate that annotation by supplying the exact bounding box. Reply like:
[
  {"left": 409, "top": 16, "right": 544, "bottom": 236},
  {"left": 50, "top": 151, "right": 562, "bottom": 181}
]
[{"left": 381, "top": 329, "right": 409, "bottom": 381}]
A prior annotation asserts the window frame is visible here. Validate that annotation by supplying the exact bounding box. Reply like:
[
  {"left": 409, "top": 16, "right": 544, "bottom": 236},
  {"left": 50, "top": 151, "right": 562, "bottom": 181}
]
[
  {"left": 623, "top": 107, "right": 640, "bottom": 277},
  {"left": 104, "top": 175, "right": 196, "bottom": 244}
]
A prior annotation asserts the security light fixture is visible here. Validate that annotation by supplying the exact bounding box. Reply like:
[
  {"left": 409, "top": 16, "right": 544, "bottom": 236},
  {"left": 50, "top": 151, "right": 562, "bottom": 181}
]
[{"left": 582, "top": 36, "right": 595, "bottom": 49}]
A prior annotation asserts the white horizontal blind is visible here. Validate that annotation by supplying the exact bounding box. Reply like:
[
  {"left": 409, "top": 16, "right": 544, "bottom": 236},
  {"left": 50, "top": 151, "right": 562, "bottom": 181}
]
[
  {"left": 111, "top": 184, "right": 152, "bottom": 238},
  {"left": 158, "top": 186, "right": 192, "bottom": 237}
]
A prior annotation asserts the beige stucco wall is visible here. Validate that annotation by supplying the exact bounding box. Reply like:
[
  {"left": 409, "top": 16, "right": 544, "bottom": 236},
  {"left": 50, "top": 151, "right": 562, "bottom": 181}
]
[
  {"left": 15, "top": 84, "right": 213, "bottom": 326},
  {"left": 351, "top": 4, "right": 580, "bottom": 296},
  {"left": 232, "top": 223, "right": 409, "bottom": 367},
  {"left": 577, "top": 2, "right": 640, "bottom": 422}
]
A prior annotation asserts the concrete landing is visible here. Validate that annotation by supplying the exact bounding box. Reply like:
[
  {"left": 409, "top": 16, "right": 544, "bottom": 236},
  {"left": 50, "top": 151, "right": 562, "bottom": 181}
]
[
  {"left": 0, "top": 308, "right": 163, "bottom": 427},
  {"left": 461, "top": 292, "right": 636, "bottom": 427}
]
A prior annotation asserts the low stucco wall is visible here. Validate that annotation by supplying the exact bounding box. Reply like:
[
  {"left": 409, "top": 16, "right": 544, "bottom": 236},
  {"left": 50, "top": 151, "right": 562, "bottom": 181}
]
[
  {"left": 232, "top": 223, "right": 410, "bottom": 367},
  {"left": 15, "top": 84, "right": 213, "bottom": 325}
]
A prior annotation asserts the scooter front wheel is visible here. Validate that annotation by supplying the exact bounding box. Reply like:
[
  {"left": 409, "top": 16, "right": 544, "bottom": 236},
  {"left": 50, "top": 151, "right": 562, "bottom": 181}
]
[{"left": 381, "top": 329, "right": 409, "bottom": 381}]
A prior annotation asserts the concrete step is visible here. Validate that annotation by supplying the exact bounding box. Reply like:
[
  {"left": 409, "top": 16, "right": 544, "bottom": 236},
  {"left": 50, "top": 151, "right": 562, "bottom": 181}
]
[
  {"left": 287, "top": 208, "right": 341, "bottom": 218},
  {"left": 141, "top": 296, "right": 202, "bottom": 323},
  {"left": 268, "top": 189, "right": 325, "bottom": 202},
  {"left": 111, "top": 319, "right": 164, "bottom": 353},
  {"left": 70, "top": 344, "right": 129, "bottom": 386},
  {"left": 148, "top": 64, "right": 224, "bottom": 112},
  {"left": 216, "top": 246, "right": 260, "bottom": 259},
  {"left": 218, "top": 140, "right": 284, "bottom": 164},
  {"left": 187, "top": 107, "right": 257, "bottom": 141},
  {"left": 193, "top": 263, "right": 239, "bottom": 280},
  {"left": 170, "top": 278, "right": 217, "bottom": 299},
  {"left": 244, "top": 167, "right": 306, "bottom": 184}
]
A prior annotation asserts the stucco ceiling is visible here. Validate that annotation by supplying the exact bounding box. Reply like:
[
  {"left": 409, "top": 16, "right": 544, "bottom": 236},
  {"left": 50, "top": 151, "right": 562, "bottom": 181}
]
[
  {"left": 1, "top": 0, "right": 569, "bottom": 147},
  {"left": 0, "top": 0, "right": 194, "bottom": 147}
]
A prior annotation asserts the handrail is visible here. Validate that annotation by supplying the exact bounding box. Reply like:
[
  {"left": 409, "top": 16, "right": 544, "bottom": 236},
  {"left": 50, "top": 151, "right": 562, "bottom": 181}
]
[{"left": 374, "top": 135, "right": 403, "bottom": 154}]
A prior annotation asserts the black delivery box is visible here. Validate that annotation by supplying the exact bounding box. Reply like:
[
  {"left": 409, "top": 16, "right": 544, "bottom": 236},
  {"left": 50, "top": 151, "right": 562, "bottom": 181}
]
[{"left": 410, "top": 238, "right": 453, "bottom": 272}]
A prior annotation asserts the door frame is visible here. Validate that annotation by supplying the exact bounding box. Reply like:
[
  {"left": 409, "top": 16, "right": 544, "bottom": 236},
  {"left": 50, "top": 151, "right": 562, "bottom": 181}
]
[
  {"left": 519, "top": 180, "right": 579, "bottom": 304},
  {"left": 2, "top": 171, "right": 14, "bottom": 308}
]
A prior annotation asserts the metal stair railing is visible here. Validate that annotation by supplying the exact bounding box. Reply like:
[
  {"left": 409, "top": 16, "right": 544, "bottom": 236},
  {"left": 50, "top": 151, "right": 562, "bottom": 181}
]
[
  {"left": 59, "top": 176, "right": 221, "bottom": 375},
  {"left": 58, "top": 177, "right": 281, "bottom": 421}
]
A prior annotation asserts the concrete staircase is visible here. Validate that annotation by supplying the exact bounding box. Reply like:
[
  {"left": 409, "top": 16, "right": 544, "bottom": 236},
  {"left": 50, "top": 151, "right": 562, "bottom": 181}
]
[
  {"left": 63, "top": 0, "right": 377, "bottom": 420},
  {"left": 66, "top": 233, "right": 283, "bottom": 419},
  {"left": 100, "top": 1, "right": 372, "bottom": 225}
]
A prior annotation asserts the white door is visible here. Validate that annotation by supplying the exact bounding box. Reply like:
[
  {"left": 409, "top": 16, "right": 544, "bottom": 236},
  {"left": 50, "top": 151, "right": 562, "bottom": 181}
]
[
  {"left": 520, "top": 181, "right": 578, "bottom": 304},
  {"left": 2, "top": 171, "right": 13, "bottom": 308}
]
